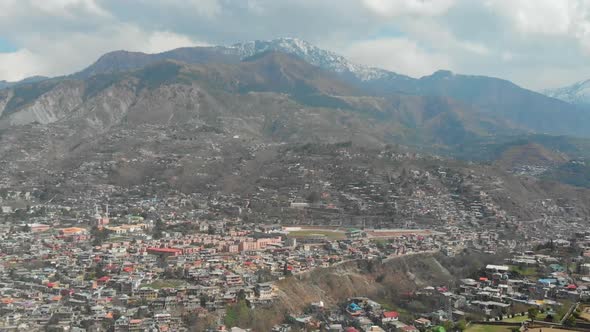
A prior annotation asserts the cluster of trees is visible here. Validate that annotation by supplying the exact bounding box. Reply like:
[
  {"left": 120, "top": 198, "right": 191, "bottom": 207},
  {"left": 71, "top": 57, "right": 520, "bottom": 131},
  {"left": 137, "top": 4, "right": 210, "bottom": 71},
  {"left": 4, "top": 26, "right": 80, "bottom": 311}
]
[
  {"left": 91, "top": 226, "right": 112, "bottom": 246},
  {"left": 153, "top": 218, "right": 165, "bottom": 239},
  {"left": 222, "top": 299, "right": 283, "bottom": 331}
]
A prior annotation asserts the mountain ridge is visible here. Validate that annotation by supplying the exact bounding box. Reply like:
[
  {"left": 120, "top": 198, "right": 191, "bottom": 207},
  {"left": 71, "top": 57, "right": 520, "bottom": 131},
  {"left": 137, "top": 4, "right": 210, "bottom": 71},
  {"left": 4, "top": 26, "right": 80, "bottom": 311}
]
[
  {"left": 1, "top": 38, "right": 590, "bottom": 171},
  {"left": 0, "top": 75, "right": 49, "bottom": 90},
  {"left": 543, "top": 79, "right": 590, "bottom": 107},
  {"left": 58, "top": 37, "right": 590, "bottom": 138},
  {"left": 0, "top": 53, "right": 515, "bottom": 151}
]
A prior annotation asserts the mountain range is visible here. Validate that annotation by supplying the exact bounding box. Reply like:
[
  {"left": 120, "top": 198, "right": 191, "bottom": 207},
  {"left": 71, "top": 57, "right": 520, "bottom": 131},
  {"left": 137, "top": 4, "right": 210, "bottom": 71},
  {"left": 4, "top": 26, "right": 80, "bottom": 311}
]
[
  {"left": 23, "top": 37, "right": 590, "bottom": 139},
  {"left": 1, "top": 37, "right": 590, "bottom": 188},
  {"left": 0, "top": 52, "right": 508, "bottom": 148},
  {"left": 2, "top": 37, "right": 590, "bottom": 229}
]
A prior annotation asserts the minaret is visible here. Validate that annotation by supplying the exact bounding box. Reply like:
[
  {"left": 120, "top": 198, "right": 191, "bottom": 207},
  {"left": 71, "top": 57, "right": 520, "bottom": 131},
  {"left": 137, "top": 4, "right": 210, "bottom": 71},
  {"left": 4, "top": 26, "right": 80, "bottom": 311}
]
[
  {"left": 102, "top": 203, "right": 110, "bottom": 225},
  {"left": 94, "top": 205, "right": 102, "bottom": 226}
]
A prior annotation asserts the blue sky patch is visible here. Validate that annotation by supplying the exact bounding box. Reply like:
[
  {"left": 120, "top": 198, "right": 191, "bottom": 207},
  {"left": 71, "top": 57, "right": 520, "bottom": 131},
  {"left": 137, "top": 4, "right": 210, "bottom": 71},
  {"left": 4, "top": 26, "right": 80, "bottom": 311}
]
[{"left": 0, "top": 37, "right": 18, "bottom": 53}]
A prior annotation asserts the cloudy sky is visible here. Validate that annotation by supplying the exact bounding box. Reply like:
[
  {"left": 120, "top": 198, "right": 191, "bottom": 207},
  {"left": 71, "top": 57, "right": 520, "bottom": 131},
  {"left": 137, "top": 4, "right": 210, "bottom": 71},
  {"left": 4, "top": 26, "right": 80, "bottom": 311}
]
[{"left": 0, "top": 0, "right": 589, "bottom": 90}]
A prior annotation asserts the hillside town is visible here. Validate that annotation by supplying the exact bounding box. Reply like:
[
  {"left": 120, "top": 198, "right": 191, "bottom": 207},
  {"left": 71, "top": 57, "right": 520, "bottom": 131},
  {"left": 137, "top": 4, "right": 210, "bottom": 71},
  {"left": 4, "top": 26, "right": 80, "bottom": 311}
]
[
  {"left": 0, "top": 186, "right": 589, "bottom": 331},
  {"left": 1, "top": 140, "right": 590, "bottom": 332}
]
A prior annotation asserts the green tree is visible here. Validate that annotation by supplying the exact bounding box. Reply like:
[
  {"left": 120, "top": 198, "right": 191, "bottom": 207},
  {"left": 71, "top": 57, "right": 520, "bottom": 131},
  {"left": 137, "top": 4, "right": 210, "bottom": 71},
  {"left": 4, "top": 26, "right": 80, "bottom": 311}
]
[
  {"left": 224, "top": 300, "right": 252, "bottom": 328},
  {"left": 528, "top": 307, "right": 539, "bottom": 325},
  {"left": 306, "top": 191, "right": 321, "bottom": 204},
  {"left": 442, "top": 320, "right": 454, "bottom": 332},
  {"left": 564, "top": 314, "right": 576, "bottom": 327},
  {"left": 91, "top": 226, "right": 112, "bottom": 246},
  {"left": 153, "top": 219, "right": 165, "bottom": 239},
  {"left": 200, "top": 295, "right": 208, "bottom": 308},
  {"left": 237, "top": 289, "right": 246, "bottom": 301},
  {"left": 455, "top": 319, "right": 467, "bottom": 331}
]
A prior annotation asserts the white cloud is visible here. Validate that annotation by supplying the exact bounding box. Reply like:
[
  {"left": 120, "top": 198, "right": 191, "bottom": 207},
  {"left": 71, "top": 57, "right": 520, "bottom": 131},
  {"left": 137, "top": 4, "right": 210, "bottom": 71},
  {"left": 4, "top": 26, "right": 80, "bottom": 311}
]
[
  {"left": 0, "top": 0, "right": 110, "bottom": 18},
  {"left": 147, "top": 0, "right": 221, "bottom": 18},
  {"left": 0, "top": 49, "right": 46, "bottom": 81},
  {"left": 501, "top": 51, "right": 514, "bottom": 62},
  {"left": 143, "top": 31, "right": 208, "bottom": 54},
  {"left": 485, "top": 0, "right": 590, "bottom": 54},
  {"left": 485, "top": 0, "right": 572, "bottom": 35},
  {"left": 35, "top": 0, "right": 110, "bottom": 17},
  {"left": 344, "top": 38, "right": 452, "bottom": 77},
  {"left": 0, "top": 25, "right": 205, "bottom": 81},
  {"left": 402, "top": 19, "right": 490, "bottom": 56},
  {"left": 362, "top": 0, "right": 457, "bottom": 17}
]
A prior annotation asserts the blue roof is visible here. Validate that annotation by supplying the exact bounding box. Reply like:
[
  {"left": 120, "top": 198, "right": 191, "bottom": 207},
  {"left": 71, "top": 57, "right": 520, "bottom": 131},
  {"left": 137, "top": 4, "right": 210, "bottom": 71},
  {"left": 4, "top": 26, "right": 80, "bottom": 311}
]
[
  {"left": 348, "top": 303, "right": 362, "bottom": 311},
  {"left": 538, "top": 278, "right": 557, "bottom": 284}
]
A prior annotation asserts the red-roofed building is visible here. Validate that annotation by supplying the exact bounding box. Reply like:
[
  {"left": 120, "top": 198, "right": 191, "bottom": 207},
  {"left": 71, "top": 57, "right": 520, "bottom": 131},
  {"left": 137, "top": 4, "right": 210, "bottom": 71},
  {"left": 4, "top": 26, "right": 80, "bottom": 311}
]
[
  {"left": 97, "top": 276, "right": 111, "bottom": 284},
  {"left": 382, "top": 311, "right": 399, "bottom": 322},
  {"left": 147, "top": 247, "right": 183, "bottom": 257},
  {"left": 402, "top": 325, "right": 419, "bottom": 332}
]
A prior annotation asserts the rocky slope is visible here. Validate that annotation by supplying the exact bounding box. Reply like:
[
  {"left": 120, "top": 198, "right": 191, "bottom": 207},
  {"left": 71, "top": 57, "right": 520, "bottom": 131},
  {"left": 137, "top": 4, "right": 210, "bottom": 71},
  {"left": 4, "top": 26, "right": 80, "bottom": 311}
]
[
  {"left": 0, "top": 52, "right": 512, "bottom": 149},
  {"left": 494, "top": 142, "right": 569, "bottom": 171},
  {"left": 56, "top": 37, "right": 590, "bottom": 138},
  {"left": 2, "top": 44, "right": 590, "bottom": 221},
  {"left": 222, "top": 251, "right": 500, "bottom": 331}
]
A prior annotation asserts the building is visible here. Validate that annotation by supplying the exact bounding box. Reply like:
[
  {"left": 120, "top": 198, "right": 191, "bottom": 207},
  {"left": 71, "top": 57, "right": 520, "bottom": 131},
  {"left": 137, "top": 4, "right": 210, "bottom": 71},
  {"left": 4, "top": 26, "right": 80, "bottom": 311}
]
[
  {"left": 146, "top": 247, "right": 183, "bottom": 257},
  {"left": 28, "top": 223, "right": 50, "bottom": 233},
  {"left": 256, "top": 283, "right": 274, "bottom": 301},
  {"left": 382, "top": 311, "right": 399, "bottom": 323}
]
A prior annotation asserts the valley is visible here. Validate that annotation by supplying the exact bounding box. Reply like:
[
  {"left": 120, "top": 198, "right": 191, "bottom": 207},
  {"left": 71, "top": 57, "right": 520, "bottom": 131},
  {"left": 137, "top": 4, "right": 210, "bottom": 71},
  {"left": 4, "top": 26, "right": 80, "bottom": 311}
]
[{"left": 1, "top": 37, "right": 590, "bottom": 332}]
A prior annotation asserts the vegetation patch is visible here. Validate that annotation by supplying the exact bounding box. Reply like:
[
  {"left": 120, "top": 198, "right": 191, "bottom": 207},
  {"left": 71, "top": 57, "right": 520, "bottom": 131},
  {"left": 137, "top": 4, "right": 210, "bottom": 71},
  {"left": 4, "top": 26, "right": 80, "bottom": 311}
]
[
  {"left": 508, "top": 265, "right": 538, "bottom": 277},
  {"left": 501, "top": 315, "right": 529, "bottom": 323},
  {"left": 465, "top": 324, "right": 514, "bottom": 332},
  {"left": 287, "top": 230, "right": 346, "bottom": 240},
  {"left": 143, "top": 279, "right": 187, "bottom": 289}
]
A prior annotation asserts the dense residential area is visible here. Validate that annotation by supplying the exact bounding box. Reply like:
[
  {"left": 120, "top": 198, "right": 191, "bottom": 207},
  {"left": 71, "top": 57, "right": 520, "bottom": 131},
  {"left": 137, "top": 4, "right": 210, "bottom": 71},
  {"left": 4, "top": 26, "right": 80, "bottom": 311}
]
[{"left": 0, "top": 184, "right": 590, "bottom": 331}]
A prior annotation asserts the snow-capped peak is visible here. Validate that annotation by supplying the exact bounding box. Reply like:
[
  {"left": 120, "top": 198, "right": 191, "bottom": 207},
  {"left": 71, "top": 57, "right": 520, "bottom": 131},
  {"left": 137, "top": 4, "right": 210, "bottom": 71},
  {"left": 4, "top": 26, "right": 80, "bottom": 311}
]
[
  {"left": 543, "top": 79, "right": 590, "bottom": 106},
  {"left": 229, "top": 37, "right": 391, "bottom": 81}
]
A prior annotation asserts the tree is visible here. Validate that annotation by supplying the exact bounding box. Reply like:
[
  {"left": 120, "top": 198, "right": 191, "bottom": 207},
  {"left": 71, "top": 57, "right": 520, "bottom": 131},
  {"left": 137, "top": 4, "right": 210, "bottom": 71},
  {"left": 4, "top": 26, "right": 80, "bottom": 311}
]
[
  {"left": 564, "top": 314, "right": 576, "bottom": 327},
  {"left": 112, "top": 310, "right": 122, "bottom": 321},
  {"left": 153, "top": 219, "right": 165, "bottom": 239},
  {"left": 200, "top": 295, "right": 209, "bottom": 308},
  {"left": 283, "top": 262, "right": 292, "bottom": 277},
  {"left": 306, "top": 191, "right": 321, "bottom": 204},
  {"left": 442, "top": 320, "right": 454, "bottom": 332},
  {"left": 237, "top": 289, "right": 246, "bottom": 301},
  {"left": 91, "top": 226, "right": 112, "bottom": 246},
  {"left": 227, "top": 300, "right": 253, "bottom": 328},
  {"left": 255, "top": 268, "right": 274, "bottom": 283},
  {"left": 455, "top": 319, "right": 467, "bottom": 331},
  {"left": 528, "top": 307, "right": 539, "bottom": 325}
]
